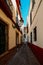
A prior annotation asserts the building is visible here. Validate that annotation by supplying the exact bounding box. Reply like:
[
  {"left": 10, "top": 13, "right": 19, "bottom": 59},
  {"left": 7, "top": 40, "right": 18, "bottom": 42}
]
[
  {"left": 27, "top": 0, "right": 43, "bottom": 48},
  {"left": 0, "top": 0, "right": 23, "bottom": 55}
]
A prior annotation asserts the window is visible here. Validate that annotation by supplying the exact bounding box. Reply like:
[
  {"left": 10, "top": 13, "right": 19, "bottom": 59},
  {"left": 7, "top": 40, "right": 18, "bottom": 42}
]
[
  {"left": 5, "top": 0, "right": 13, "bottom": 11},
  {"left": 24, "top": 34, "right": 26, "bottom": 38},
  {"left": 16, "top": 12, "right": 18, "bottom": 24},
  {"left": 30, "top": 11, "right": 32, "bottom": 25},
  {"left": 16, "top": 32, "right": 19, "bottom": 48},
  {"left": 34, "top": 27, "right": 37, "bottom": 41},
  {"left": 32, "top": 0, "right": 35, "bottom": 9},
  {"left": 30, "top": 32, "right": 32, "bottom": 43}
]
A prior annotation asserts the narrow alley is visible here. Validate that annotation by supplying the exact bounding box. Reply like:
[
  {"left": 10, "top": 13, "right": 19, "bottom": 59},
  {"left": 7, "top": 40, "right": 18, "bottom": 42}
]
[
  {"left": 6, "top": 44, "right": 40, "bottom": 65},
  {"left": 0, "top": 0, "right": 43, "bottom": 65}
]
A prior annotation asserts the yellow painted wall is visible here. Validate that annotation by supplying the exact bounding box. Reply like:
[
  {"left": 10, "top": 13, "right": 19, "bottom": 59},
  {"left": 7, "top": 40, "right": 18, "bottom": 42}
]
[
  {"left": 0, "top": 9, "right": 22, "bottom": 50},
  {"left": 0, "top": 9, "right": 16, "bottom": 50}
]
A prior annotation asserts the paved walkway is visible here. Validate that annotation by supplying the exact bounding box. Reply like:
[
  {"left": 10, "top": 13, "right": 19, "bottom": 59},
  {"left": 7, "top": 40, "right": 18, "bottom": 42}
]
[{"left": 7, "top": 44, "right": 40, "bottom": 65}]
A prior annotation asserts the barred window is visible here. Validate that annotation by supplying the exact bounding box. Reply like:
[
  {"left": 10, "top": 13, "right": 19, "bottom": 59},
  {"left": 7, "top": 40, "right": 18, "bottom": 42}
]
[{"left": 34, "top": 27, "right": 37, "bottom": 41}]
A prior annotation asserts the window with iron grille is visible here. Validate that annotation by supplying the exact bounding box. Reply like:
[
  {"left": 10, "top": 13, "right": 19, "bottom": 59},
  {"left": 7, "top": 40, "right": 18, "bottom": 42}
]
[{"left": 34, "top": 27, "right": 37, "bottom": 41}]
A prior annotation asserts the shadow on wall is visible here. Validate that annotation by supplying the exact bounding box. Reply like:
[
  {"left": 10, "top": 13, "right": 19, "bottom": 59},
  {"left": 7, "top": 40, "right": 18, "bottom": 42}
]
[{"left": 28, "top": 42, "right": 43, "bottom": 65}]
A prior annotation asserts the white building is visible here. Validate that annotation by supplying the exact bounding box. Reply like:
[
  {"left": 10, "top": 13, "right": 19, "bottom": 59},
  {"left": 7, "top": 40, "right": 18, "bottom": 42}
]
[{"left": 27, "top": 0, "right": 43, "bottom": 48}]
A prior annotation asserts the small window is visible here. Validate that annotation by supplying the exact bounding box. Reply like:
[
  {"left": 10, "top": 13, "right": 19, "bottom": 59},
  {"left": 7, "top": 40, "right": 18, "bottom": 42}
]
[
  {"left": 34, "top": 27, "right": 37, "bottom": 41},
  {"left": 30, "top": 32, "right": 32, "bottom": 43},
  {"left": 30, "top": 12, "right": 32, "bottom": 25},
  {"left": 24, "top": 34, "right": 26, "bottom": 38},
  {"left": 32, "top": 0, "right": 35, "bottom": 9}
]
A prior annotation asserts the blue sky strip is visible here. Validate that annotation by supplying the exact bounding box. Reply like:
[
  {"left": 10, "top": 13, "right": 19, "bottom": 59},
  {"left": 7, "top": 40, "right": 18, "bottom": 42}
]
[{"left": 20, "top": 0, "right": 30, "bottom": 26}]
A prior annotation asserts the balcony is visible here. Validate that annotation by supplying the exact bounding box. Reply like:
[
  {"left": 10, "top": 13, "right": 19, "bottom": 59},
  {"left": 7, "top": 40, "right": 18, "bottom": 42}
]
[
  {"left": 16, "top": 16, "right": 24, "bottom": 27},
  {"left": 0, "top": 0, "right": 13, "bottom": 19}
]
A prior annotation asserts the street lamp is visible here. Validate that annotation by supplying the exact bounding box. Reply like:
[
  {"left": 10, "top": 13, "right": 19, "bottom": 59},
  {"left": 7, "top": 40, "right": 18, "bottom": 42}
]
[
  {"left": 12, "top": 23, "right": 16, "bottom": 28},
  {"left": 19, "top": 18, "right": 24, "bottom": 27}
]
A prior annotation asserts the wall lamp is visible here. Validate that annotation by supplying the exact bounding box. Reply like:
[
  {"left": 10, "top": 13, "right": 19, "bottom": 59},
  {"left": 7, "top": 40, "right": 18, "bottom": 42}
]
[{"left": 12, "top": 23, "right": 16, "bottom": 28}]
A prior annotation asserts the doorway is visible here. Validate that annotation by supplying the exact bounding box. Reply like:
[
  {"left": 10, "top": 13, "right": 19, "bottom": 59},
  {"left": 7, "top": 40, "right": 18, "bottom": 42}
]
[
  {"left": 0, "top": 20, "right": 8, "bottom": 55},
  {"left": 16, "top": 32, "right": 19, "bottom": 48}
]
